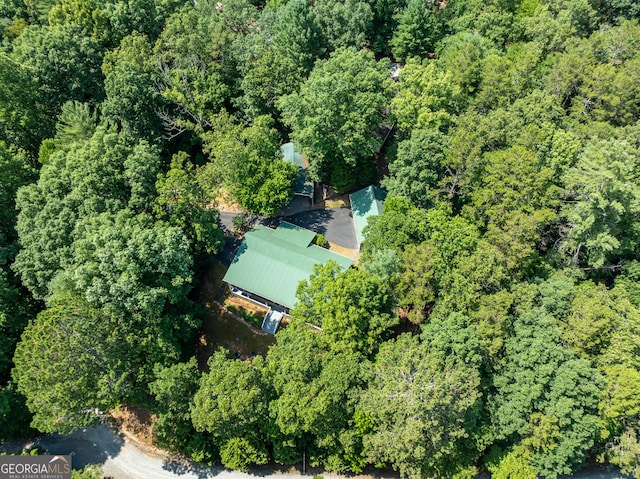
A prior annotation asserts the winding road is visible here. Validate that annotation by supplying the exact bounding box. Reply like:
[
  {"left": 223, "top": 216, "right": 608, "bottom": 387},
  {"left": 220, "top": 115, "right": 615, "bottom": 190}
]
[{"left": 29, "top": 425, "right": 632, "bottom": 479}]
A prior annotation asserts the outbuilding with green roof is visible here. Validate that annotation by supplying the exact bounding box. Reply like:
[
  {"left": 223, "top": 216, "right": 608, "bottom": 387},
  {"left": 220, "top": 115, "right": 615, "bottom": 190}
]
[
  {"left": 281, "top": 142, "right": 314, "bottom": 203},
  {"left": 349, "top": 185, "right": 387, "bottom": 248},
  {"left": 223, "top": 222, "right": 353, "bottom": 331}
]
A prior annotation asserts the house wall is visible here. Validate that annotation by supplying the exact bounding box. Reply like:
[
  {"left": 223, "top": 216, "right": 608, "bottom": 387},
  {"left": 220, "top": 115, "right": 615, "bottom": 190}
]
[{"left": 226, "top": 283, "right": 290, "bottom": 314}]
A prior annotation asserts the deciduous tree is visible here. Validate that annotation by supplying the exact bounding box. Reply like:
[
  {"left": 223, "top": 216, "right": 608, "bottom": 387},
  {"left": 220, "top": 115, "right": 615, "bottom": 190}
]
[
  {"left": 191, "top": 350, "right": 269, "bottom": 470},
  {"left": 279, "top": 47, "right": 392, "bottom": 192},
  {"left": 390, "top": 0, "right": 442, "bottom": 62},
  {"left": 202, "top": 113, "right": 297, "bottom": 216},
  {"left": 490, "top": 308, "right": 602, "bottom": 478},
  {"left": 155, "top": 152, "right": 224, "bottom": 254},
  {"left": 13, "top": 297, "right": 131, "bottom": 433},
  {"left": 358, "top": 323, "right": 483, "bottom": 479},
  {"left": 265, "top": 323, "right": 368, "bottom": 471},
  {"left": 560, "top": 138, "right": 640, "bottom": 268},
  {"left": 382, "top": 129, "right": 448, "bottom": 208},
  {"left": 293, "top": 261, "right": 395, "bottom": 354},
  {"left": 391, "top": 59, "right": 462, "bottom": 132}
]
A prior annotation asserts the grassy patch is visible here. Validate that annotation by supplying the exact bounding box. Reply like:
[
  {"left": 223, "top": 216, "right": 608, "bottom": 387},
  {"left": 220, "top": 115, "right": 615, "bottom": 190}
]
[{"left": 227, "top": 305, "right": 263, "bottom": 329}]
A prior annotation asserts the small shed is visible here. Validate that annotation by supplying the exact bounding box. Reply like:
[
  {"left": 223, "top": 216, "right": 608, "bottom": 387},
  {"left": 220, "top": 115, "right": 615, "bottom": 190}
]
[
  {"left": 281, "top": 142, "right": 314, "bottom": 204},
  {"left": 349, "top": 185, "right": 387, "bottom": 248}
]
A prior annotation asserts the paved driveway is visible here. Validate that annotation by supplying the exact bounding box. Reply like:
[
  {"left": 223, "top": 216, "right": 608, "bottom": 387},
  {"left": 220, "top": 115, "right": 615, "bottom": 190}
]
[
  {"left": 218, "top": 206, "right": 358, "bottom": 253},
  {"left": 283, "top": 207, "right": 357, "bottom": 250}
]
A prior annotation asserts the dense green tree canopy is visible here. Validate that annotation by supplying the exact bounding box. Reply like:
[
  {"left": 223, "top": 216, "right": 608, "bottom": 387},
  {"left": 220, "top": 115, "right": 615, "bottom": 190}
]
[
  {"left": 293, "top": 261, "right": 395, "bottom": 354},
  {"left": 265, "top": 323, "right": 368, "bottom": 471},
  {"left": 13, "top": 125, "right": 166, "bottom": 299},
  {"left": 191, "top": 350, "right": 269, "bottom": 470},
  {"left": 390, "top": 0, "right": 442, "bottom": 63},
  {"left": 202, "top": 112, "right": 296, "bottom": 216},
  {"left": 13, "top": 296, "right": 131, "bottom": 433},
  {"left": 3, "top": 0, "right": 640, "bottom": 475},
  {"left": 313, "top": 0, "right": 372, "bottom": 51},
  {"left": 392, "top": 59, "right": 462, "bottom": 133},
  {"left": 101, "top": 32, "right": 164, "bottom": 139},
  {"left": 358, "top": 322, "right": 483, "bottom": 479},
  {"left": 560, "top": 138, "right": 640, "bottom": 268},
  {"left": 279, "top": 47, "right": 392, "bottom": 191},
  {"left": 155, "top": 152, "right": 224, "bottom": 255},
  {"left": 149, "top": 358, "right": 210, "bottom": 461},
  {"left": 382, "top": 129, "right": 448, "bottom": 208},
  {"left": 490, "top": 307, "right": 602, "bottom": 478},
  {"left": 12, "top": 24, "right": 104, "bottom": 117}
]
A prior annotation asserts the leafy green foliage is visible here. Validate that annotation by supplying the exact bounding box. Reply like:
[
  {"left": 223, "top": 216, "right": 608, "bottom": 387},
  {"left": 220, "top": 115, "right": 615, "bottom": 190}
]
[
  {"left": 219, "top": 437, "right": 269, "bottom": 472},
  {"left": 272, "top": 0, "right": 324, "bottom": 72},
  {"left": 0, "top": 142, "right": 35, "bottom": 260},
  {"left": 71, "top": 465, "right": 103, "bottom": 479},
  {"left": 150, "top": 359, "right": 213, "bottom": 462},
  {"left": 202, "top": 113, "right": 297, "bottom": 216},
  {"left": 12, "top": 24, "right": 104, "bottom": 117},
  {"left": 279, "top": 47, "right": 392, "bottom": 191},
  {"left": 192, "top": 350, "right": 267, "bottom": 441},
  {"left": 465, "top": 146, "right": 558, "bottom": 274},
  {"left": 358, "top": 323, "right": 483, "bottom": 479},
  {"left": 490, "top": 308, "right": 602, "bottom": 478},
  {"left": 266, "top": 323, "right": 367, "bottom": 471},
  {"left": 54, "top": 101, "right": 97, "bottom": 149},
  {"left": 2, "top": 0, "right": 640, "bottom": 475},
  {"left": 391, "top": 59, "right": 462, "bottom": 133},
  {"left": 102, "top": 32, "right": 164, "bottom": 139},
  {"left": 0, "top": 382, "right": 32, "bottom": 442},
  {"left": 0, "top": 269, "right": 36, "bottom": 380},
  {"left": 293, "top": 261, "right": 395, "bottom": 354},
  {"left": 236, "top": 44, "right": 305, "bottom": 122},
  {"left": 360, "top": 196, "right": 429, "bottom": 262},
  {"left": 155, "top": 152, "right": 224, "bottom": 254},
  {"left": 13, "top": 296, "right": 130, "bottom": 433},
  {"left": 560, "top": 138, "right": 640, "bottom": 268},
  {"left": 313, "top": 0, "right": 372, "bottom": 50},
  {"left": 390, "top": 0, "right": 442, "bottom": 62},
  {"left": 13, "top": 125, "right": 164, "bottom": 299},
  {"left": 69, "top": 210, "right": 194, "bottom": 321},
  {"left": 394, "top": 241, "right": 436, "bottom": 323},
  {"left": 153, "top": 1, "right": 245, "bottom": 134},
  {"left": 0, "top": 54, "right": 51, "bottom": 154},
  {"left": 382, "top": 129, "right": 448, "bottom": 208},
  {"left": 367, "top": 0, "right": 407, "bottom": 53}
]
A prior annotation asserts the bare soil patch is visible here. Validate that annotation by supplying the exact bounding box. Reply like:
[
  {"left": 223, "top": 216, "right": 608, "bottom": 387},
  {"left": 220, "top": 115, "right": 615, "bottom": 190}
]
[
  {"left": 109, "top": 406, "right": 156, "bottom": 449},
  {"left": 328, "top": 241, "right": 360, "bottom": 261},
  {"left": 196, "top": 302, "right": 275, "bottom": 371}
]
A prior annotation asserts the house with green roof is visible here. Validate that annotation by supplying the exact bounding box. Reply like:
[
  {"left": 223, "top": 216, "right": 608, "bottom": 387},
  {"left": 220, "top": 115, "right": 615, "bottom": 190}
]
[
  {"left": 223, "top": 221, "right": 353, "bottom": 334},
  {"left": 349, "top": 185, "right": 387, "bottom": 248},
  {"left": 281, "top": 142, "right": 314, "bottom": 204}
]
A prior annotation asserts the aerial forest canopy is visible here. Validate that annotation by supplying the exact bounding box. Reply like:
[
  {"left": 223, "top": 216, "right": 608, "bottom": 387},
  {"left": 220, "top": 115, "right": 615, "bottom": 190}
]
[{"left": 1, "top": 0, "right": 640, "bottom": 477}]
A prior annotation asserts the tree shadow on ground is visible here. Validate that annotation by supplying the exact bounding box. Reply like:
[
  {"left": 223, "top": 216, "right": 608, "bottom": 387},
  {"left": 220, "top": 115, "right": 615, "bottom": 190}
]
[
  {"left": 36, "top": 424, "right": 124, "bottom": 470},
  {"left": 283, "top": 208, "right": 334, "bottom": 236},
  {"left": 162, "top": 457, "right": 223, "bottom": 478}
]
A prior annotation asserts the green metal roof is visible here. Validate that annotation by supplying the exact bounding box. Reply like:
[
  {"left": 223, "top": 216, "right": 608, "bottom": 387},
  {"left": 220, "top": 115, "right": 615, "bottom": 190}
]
[
  {"left": 272, "top": 221, "right": 316, "bottom": 246},
  {"left": 223, "top": 223, "right": 354, "bottom": 310},
  {"left": 281, "top": 142, "right": 314, "bottom": 198},
  {"left": 281, "top": 142, "right": 304, "bottom": 168},
  {"left": 293, "top": 174, "right": 314, "bottom": 197},
  {"left": 350, "top": 185, "right": 387, "bottom": 246}
]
